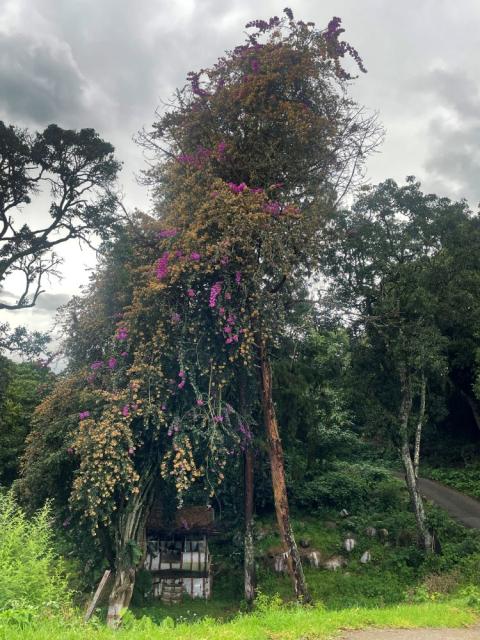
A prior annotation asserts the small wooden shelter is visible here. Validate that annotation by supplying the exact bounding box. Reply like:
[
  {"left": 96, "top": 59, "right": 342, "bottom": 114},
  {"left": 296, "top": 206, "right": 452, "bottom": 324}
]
[{"left": 144, "top": 502, "right": 216, "bottom": 603}]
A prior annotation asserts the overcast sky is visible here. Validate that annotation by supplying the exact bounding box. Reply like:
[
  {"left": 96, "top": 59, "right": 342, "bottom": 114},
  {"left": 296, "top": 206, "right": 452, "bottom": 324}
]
[{"left": 1, "top": 0, "right": 480, "bottom": 343}]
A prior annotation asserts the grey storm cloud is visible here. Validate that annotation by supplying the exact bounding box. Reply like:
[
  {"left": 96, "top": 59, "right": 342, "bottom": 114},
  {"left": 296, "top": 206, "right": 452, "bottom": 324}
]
[
  {"left": 417, "top": 68, "right": 480, "bottom": 206},
  {"left": 0, "top": 32, "right": 90, "bottom": 124},
  {"left": 2, "top": 0, "right": 480, "bottom": 338},
  {"left": 34, "top": 292, "right": 71, "bottom": 312}
]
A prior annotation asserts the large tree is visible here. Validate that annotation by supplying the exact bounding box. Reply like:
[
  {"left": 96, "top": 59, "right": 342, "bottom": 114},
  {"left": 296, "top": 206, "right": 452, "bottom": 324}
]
[
  {"left": 21, "top": 10, "right": 380, "bottom": 626},
  {"left": 0, "top": 121, "right": 122, "bottom": 354},
  {"left": 322, "top": 177, "right": 477, "bottom": 550}
]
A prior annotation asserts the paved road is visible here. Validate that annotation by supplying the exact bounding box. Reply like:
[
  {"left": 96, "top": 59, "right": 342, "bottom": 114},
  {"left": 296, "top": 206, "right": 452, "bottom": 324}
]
[
  {"left": 340, "top": 627, "right": 480, "bottom": 640},
  {"left": 393, "top": 473, "right": 480, "bottom": 529}
]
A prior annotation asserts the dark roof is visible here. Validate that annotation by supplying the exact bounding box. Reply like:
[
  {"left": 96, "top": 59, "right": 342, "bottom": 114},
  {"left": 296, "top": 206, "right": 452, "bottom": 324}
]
[{"left": 147, "top": 503, "right": 216, "bottom": 533}]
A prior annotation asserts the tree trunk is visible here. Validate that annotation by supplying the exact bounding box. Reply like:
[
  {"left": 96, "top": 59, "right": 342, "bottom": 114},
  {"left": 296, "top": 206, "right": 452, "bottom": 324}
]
[
  {"left": 244, "top": 446, "right": 256, "bottom": 605},
  {"left": 399, "top": 366, "right": 432, "bottom": 553},
  {"left": 258, "top": 337, "right": 312, "bottom": 603},
  {"left": 413, "top": 371, "right": 426, "bottom": 479},
  {"left": 106, "top": 473, "right": 156, "bottom": 628}
]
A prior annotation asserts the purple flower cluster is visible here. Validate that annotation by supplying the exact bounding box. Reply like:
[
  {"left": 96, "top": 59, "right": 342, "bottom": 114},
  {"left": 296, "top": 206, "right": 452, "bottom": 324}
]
[
  {"left": 264, "top": 201, "right": 282, "bottom": 216},
  {"left": 187, "top": 288, "right": 196, "bottom": 298},
  {"left": 115, "top": 327, "right": 128, "bottom": 341},
  {"left": 324, "top": 16, "right": 367, "bottom": 77},
  {"left": 158, "top": 228, "right": 178, "bottom": 238},
  {"left": 108, "top": 357, "right": 117, "bottom": 369},
  {"left": 245, "top": 16, "right": 281, "bottom": 33},
  {"left": 209, "top": 281, "right": 222, "bottom": 308},
  {"left": 222, "top": 311, "right": 240, "bottom": 344},
  {"left": 178, "top": 370, "right": 186, "bottom": 390},
  {"left": 91, "top": 360, "right": 103, "bottom": 371},
  {"left": 235, "top": 271, "right": 242, "bottom": 284},
  {"left": 156, "top": 251, "right": 170, "bottom": 280},
  {"left": 187, "top": 71, "right": 210, "bottom": 97},
  {"left": 190, "top": 251, "right": 201, "bottom": 261},
  {"left": 227, "top": 181, "right": 247, "bottom": 193},
  {"left": 251, "top": 58, "right": 260, "bottom": 74},
  {"left": 79, "top": 411, "right": 90, "bottom": 420}
]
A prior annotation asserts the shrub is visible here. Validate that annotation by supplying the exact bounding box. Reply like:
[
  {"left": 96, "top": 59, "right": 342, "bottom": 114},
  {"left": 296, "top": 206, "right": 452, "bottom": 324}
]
[
  {"left": 0, "top": 491, "right": 70, "bottom": 611},
  {"left": 293, "top": 462, "right": 403, "bottom": 513}
]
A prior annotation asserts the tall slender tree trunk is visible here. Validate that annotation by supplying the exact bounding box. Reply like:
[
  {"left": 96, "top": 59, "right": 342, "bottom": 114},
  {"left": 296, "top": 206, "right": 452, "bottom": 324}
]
[
  {"left": 413, "top": 371, "right": 426, "bottom": 479},
  {"left": 244, "top": 446, "right": 256, "bottom": 604},
  {"left": 398, "top": 365, "right": 432, "bottom": 553},
  {"left": 106, "top": 472, "right": 156, "bottom": 628},
  {"left": 258, "top": 337, "right": 312, "bottom": 603}
]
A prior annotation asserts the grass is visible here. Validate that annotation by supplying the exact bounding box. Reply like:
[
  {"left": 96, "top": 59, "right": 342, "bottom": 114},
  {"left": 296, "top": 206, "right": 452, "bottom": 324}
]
[{"left": 0, "top": 601, "right": 477, "bottom": 640}]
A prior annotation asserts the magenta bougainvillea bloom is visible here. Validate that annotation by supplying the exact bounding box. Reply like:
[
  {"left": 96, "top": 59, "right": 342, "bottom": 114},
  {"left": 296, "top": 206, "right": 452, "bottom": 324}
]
[
  {"left": 115, "top": 327, "right": 128, "bottom": 341},
  {"left": 122, "top": 405, "right": 130, "bottom": 417},
  {"left": 187, "top": 288, "right": 196, "bottom": 298},
  {"left": 235, "top": 271, "right": 242, "bottom": 284},
  {"left": 91, "top": 360, "right": 103, "bottom": 370},
  {"left": 227, "top": 181, "right": 247, "bottom": 193},
  {"left": 79, "top": 411, "right": 90, "bottom": 420},
  {"left": 264, "top": 201, "right": 282, "bottom": 215},
  {"left": 178, "top": 380, "right": 186, "bottom": 390},
  {"left": 220, "top": 255, "right": 229, "bottom": 266},
  {"left": 108, "top": 357, "right": 117, "bottom": 369},
  {"left": 120, "top": 351, "right": 128, "bottom": 357},
  {"left": 190, "top": 251, "right": 201, "bottom": 261},
  {"left": 158, "top": 228, "right": 178, "bottom": 238},
  {"left": 196, "top": 398, "right": 204, "bottom": 406},
  {"left": 156, "top": 251, "right": 170, "bottom": 280},
  {"left": 251, "top": 58, "right": 260, "bottom": 73},
  {"left": 209, "top": 281, "right": 222, "bottom": 307},
  {"left": 214, "top": 415, "right": 224, "bottom": 422},
  {"left": 171, "top": 312, "right": 181, "bottom": 323}
]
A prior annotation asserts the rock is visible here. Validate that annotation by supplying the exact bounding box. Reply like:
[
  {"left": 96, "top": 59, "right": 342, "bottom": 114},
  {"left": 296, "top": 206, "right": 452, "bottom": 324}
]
[
  {"left": 360, "top": 550, "right": 371, "bottom": 564},
  {"left": 378, "top": 528, "right": 389, "bottom": 540},
  {"left": 306, "top": 550, "right": 322, "bottom": 568},
  {"left": 365, "top": 526, "right": 377, "bottom": 538},
  {"left": 324, "top": 555, "right": 347, "bottom": 571},
  {"left": 339, "top": 509, "right": 349, "bottom": 518},
  {"left": 299, "top": 538, "right": 311, "bottom": 548},
  {"left": 343, "top": 537, "right": 356, "bottom": 552},
  {"left": 273, "top": 553, "right": 287, "bottom": 573}
]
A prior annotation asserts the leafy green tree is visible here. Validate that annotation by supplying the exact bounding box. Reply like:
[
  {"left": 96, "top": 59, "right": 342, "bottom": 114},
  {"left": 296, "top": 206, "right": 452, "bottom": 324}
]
[
  {"left": 0, "top": 121, "right": 122, "bottom": 355},
  {"left": 0, "top": 357, "right": 55, "bottom": 486},
  {"left": 322, "top": 177, "right": 463, "bottom": 551}
]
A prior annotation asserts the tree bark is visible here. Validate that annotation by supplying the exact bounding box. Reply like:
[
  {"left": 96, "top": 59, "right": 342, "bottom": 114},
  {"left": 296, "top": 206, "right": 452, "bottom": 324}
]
[
  {"left": 244, "top": 446, "right": 256, "bottom": 604},
  {"left": 106, "top": 472, "right": 156, "bottom": 628},
  {"left": 258, "top": 337, "right": 312, "bottom": 603},
  {"left": 399, "top": 365, "right": 432, "bottom": 553},
  {"left": 413, "top": 371, "right": 426, "bottom": 479}
]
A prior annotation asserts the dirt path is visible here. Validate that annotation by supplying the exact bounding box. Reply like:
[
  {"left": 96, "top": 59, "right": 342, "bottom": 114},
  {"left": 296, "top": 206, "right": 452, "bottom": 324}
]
[{"left": 340, "top": 626, "right": 480, "bottom": 640}]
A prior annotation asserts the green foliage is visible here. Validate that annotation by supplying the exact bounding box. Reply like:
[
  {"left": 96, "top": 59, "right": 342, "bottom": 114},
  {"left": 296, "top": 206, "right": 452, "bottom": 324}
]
[
  {"left": 292, "top": 462, "right": 402, "bottom": 513},
  {"left": 0, "top": 358, "right": 55, "bottom": 486},
  {"left": 0, "top": 491, "right": 70, "bottom": 611},
  {"left": 0, "top": 601, "right": 475, "bottom": 639}
]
